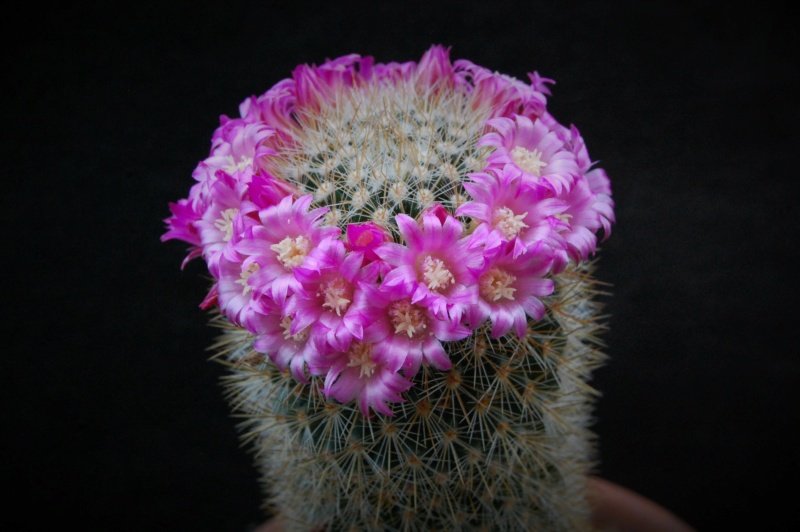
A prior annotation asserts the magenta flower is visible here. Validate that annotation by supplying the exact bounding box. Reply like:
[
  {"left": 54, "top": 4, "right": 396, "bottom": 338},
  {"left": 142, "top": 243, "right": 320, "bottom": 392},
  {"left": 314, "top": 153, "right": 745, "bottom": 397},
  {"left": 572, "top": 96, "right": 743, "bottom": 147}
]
[
  {"left": 194, "top": 171, "right": 253, "bottom": 278},
  {"left": 345, "top": 222, "right": 392, "bottom": 263},
  {"left": 376, "top": 211, "right": 483, "bottom": 322},
  {"left": 233, "top": 194, "right": 340, "bottom": 306},
  {"left": 548, "top": 177, "right": 607, "bottom": 264},
  {"left": 454, "top": 59, "right": 548, "bottom": 119},
  {"left": 565, "top": 125, "right": 616, "bottom": 241},
  {"left": 161, "top": 197, "right": 203, "bottom": 268},
  {"left": 322, "top": 341, "right": 413, "bottom": 417},
  {"left": 249, "top": 297, "right": 322, "bottom": 384},
  {"left": 358, "top": 283, "right": 472, "bottom": 377},
  {"left": 467, "top": 240, "right": 555, "bottom": 338},
  {"left": 288, "top": 237, "right": 379, "bottom": 354},
  {"left": 205, "top": 117, "right": 278, "bottom": 178},
  {"left": 215, "top": 253, "right": 262, "bottom": 329},
  {"left": 163, "top": 45, "right": 616, "bottom": 416},
  {"left": 480, "top": 114, "right": 580, "bottom": 195}
]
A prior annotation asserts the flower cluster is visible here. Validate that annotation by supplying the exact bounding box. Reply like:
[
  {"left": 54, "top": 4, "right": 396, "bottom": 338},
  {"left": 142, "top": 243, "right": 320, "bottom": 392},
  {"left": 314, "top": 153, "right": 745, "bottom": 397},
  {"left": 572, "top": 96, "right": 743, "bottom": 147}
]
[{"left": 163, "top": 45, "right": 614, "bottom": 416}]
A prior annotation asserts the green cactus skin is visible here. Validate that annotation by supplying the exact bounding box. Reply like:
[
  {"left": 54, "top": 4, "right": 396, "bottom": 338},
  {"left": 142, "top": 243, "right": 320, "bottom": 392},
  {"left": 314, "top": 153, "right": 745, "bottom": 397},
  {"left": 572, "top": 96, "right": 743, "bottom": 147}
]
[{"left": 212, "top": 262, "right": 608, "bottom": 531}]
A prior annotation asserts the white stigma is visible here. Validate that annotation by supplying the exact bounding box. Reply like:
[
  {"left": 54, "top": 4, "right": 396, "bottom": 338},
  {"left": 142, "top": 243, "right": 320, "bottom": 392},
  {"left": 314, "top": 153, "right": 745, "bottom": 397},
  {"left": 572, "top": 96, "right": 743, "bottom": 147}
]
[
  {"left": 347, "top": 343, "right": 377, "bottom": 379},
  {"left": 320, "top": 276, "right": 352, "bottom": 316},
  {"left": 510, "top": 146, "right": 548, "bottom": 176},
  {"left": 421, "top": 255, "right": 454, "bottom": 291},
  {"left": 213, "top": 208, "right": 239, "bottom": 242},
  {"left": 270, "top": 235, "right": 311, "bottom": 270},
  {"left": 493, "top": 206, "right": 529, "bottom": 239},
  {"left": 236, "top": 262, "right": 260, "bottom": 295},
  {"left": 280, "top": 315, "right": 309, "bottom": 343},
  {"left": 388, "top": 298, "right": 427, "bottom": 338},
  {"left": 555, "top": 212, "right": 573, "bottom": 225},
  {"left": 223, "top": 155, "right": 253, "bottom": 175},
  {"left": 479, "top": 267, "right": 517, "bottom": 302}
]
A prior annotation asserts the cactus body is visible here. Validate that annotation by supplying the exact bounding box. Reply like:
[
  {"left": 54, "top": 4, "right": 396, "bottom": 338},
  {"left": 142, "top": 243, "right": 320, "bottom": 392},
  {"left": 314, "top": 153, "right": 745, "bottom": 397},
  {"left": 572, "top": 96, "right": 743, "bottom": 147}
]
[
  {"left": 164, "top": 46, "right": 614, "bottom": 531},
  {"left": 219, "top": 266, "right": 607, "bottom": 531}
]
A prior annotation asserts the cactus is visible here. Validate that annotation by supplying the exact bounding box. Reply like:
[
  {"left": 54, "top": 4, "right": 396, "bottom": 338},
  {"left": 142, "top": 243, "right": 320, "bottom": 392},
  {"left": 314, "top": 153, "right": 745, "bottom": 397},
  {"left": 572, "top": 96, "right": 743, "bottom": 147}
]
[{"left": 163, "top": 45, "right": 615, "bottom": 531}]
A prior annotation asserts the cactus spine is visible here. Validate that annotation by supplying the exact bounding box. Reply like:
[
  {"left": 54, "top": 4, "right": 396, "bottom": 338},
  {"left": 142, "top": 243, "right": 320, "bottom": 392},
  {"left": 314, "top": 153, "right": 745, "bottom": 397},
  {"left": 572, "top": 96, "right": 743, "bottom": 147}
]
[{"left": 217, "top": 264, "right": 608, "bottom": 530}]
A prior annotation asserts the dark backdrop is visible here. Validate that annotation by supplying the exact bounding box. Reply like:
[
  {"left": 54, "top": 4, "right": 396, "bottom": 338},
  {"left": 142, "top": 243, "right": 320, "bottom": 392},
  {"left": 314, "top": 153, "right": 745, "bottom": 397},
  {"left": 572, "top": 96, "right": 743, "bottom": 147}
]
[{"left": 4, "top": 1, "right": 798, "bottom": 530}]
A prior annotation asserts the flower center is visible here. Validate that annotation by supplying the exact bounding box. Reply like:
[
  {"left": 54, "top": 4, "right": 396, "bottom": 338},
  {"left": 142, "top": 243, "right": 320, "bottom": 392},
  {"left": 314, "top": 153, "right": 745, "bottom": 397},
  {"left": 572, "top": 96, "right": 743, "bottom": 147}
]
[
  {"left": 270, "top": 235, "right": 311, "bottom": 269},
  {"left": 320, "top": 275, "right": 352, "bottom": 316},
  {"left": 214, "top": 208, "right": 239, "bottom": 242},
  {"left": 493, "top": 207, "right": 529, "bottom": 239},
  {"left": 347, "top": 342, "right": 377, "bottom": 379},
  {"left": 235, "top": 262, "right": 260, "bottom": 295},
  {"left": 223, "top": 155, "right": 253, "bottom": 175},
  {"left": 421, "top": 255, "right": 454, "bottom": 291},
  {"left": 555, "top": 212, "right": 573, "bottom": 225},
  {"left": 388, "top": 298, "right": 428, "bottom": 338},
  {"left": 479, "top": 267, "right": 517, "bottom": 302},
  {"left": 280, "top": 315, "right": 309, "bottom": 343},
  {"left": 510, "top": 146, "right": 548, "bottom": 176}
]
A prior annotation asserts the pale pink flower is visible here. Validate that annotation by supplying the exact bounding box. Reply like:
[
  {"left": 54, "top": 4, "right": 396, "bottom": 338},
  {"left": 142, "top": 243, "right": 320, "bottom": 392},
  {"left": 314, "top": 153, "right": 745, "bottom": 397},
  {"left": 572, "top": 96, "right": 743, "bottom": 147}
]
[
  {"left": 480, "top": 114, "right": 580, "bottom": 195},
  {"left": 454, "top": 60, "right": 548, "bottom": 119},
  {"left": 457, "top": 169, "right": 569, "bottom": 267}
]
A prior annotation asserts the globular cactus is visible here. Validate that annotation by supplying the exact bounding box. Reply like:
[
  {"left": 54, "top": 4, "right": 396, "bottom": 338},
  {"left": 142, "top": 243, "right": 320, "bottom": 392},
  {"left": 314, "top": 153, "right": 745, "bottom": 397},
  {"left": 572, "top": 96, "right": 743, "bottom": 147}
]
[{"left": 163, "top": 45, "right": 615, "bottom": 531}]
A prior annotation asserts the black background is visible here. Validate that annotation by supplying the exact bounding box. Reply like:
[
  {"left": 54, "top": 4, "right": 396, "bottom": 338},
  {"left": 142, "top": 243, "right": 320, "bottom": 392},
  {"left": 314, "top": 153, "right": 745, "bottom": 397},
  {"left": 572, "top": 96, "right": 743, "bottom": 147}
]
[{"left": 4, "top": 1, "right": 798, "bottom": 530}]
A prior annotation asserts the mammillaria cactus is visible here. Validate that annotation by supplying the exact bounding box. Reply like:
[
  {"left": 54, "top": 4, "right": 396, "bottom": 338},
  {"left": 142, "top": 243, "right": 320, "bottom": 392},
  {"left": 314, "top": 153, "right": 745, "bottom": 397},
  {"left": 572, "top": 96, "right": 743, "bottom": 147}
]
[{"left": 163, "top": 45, "right": 615, "bottom": 531}]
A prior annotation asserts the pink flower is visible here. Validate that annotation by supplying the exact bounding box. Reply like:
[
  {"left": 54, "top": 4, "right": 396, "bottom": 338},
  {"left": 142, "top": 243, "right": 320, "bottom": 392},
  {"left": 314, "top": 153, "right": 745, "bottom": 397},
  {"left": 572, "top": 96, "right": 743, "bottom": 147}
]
[
  {"left": 376, "top": 211, "right": 483, "bottom": 322},
  {"left": 480, "top": 114, "right": 580, "bottom": 195},
  {"left": 215, "top": 254, "right": 262, "bottom": 328},
  {"left": 163, "top": 45, "right": 617, "bottom": 414},
  {"left": 457, "top": 169, "right": 569, "bottom": 267},
  {"left": 249, "top": 297, "right": 323, "bottom": 384},
  {"left": 467, "top": 240, "right": 554, "bottom": 338},
  {"left": 454, "top": 59, "right": 548, "bottom": 119},
  {"left": 161, "top": 197, "right": 203, "bottom": 268},
  {"left": 323, "top": 341, "right": 413, "bottom": 417},
  {"left": 565, "top": 125, "right": 616, "bottom": 241},
  {"left": 414, "top": 44, "right": 456, "bottom": 90},
  {"left": 345, "top": 222, "right": 392, "bottom": 263},
  {"left": 549, "top": 177, "right": 606, "bottom": 264},
  {"left": 232, "top": 194, "right": 340, "bottom": 306},
  {"left": 240, "top": 78, "right": 298, "bottom": 137},
  {"left": 292, "top": 54, "right": 370, "bottom": 113},
  {"left": 205, "top": 117, "right": 278, "bottom": 178},
  {"left": 357, "top": 283, "right": 471, "bottom": 378},
  {"left": 195, "top": 171, "right": 253, "bottom": 278},
  {"left": 288, "top": 237, "right": 379, "bottom": 354}
]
